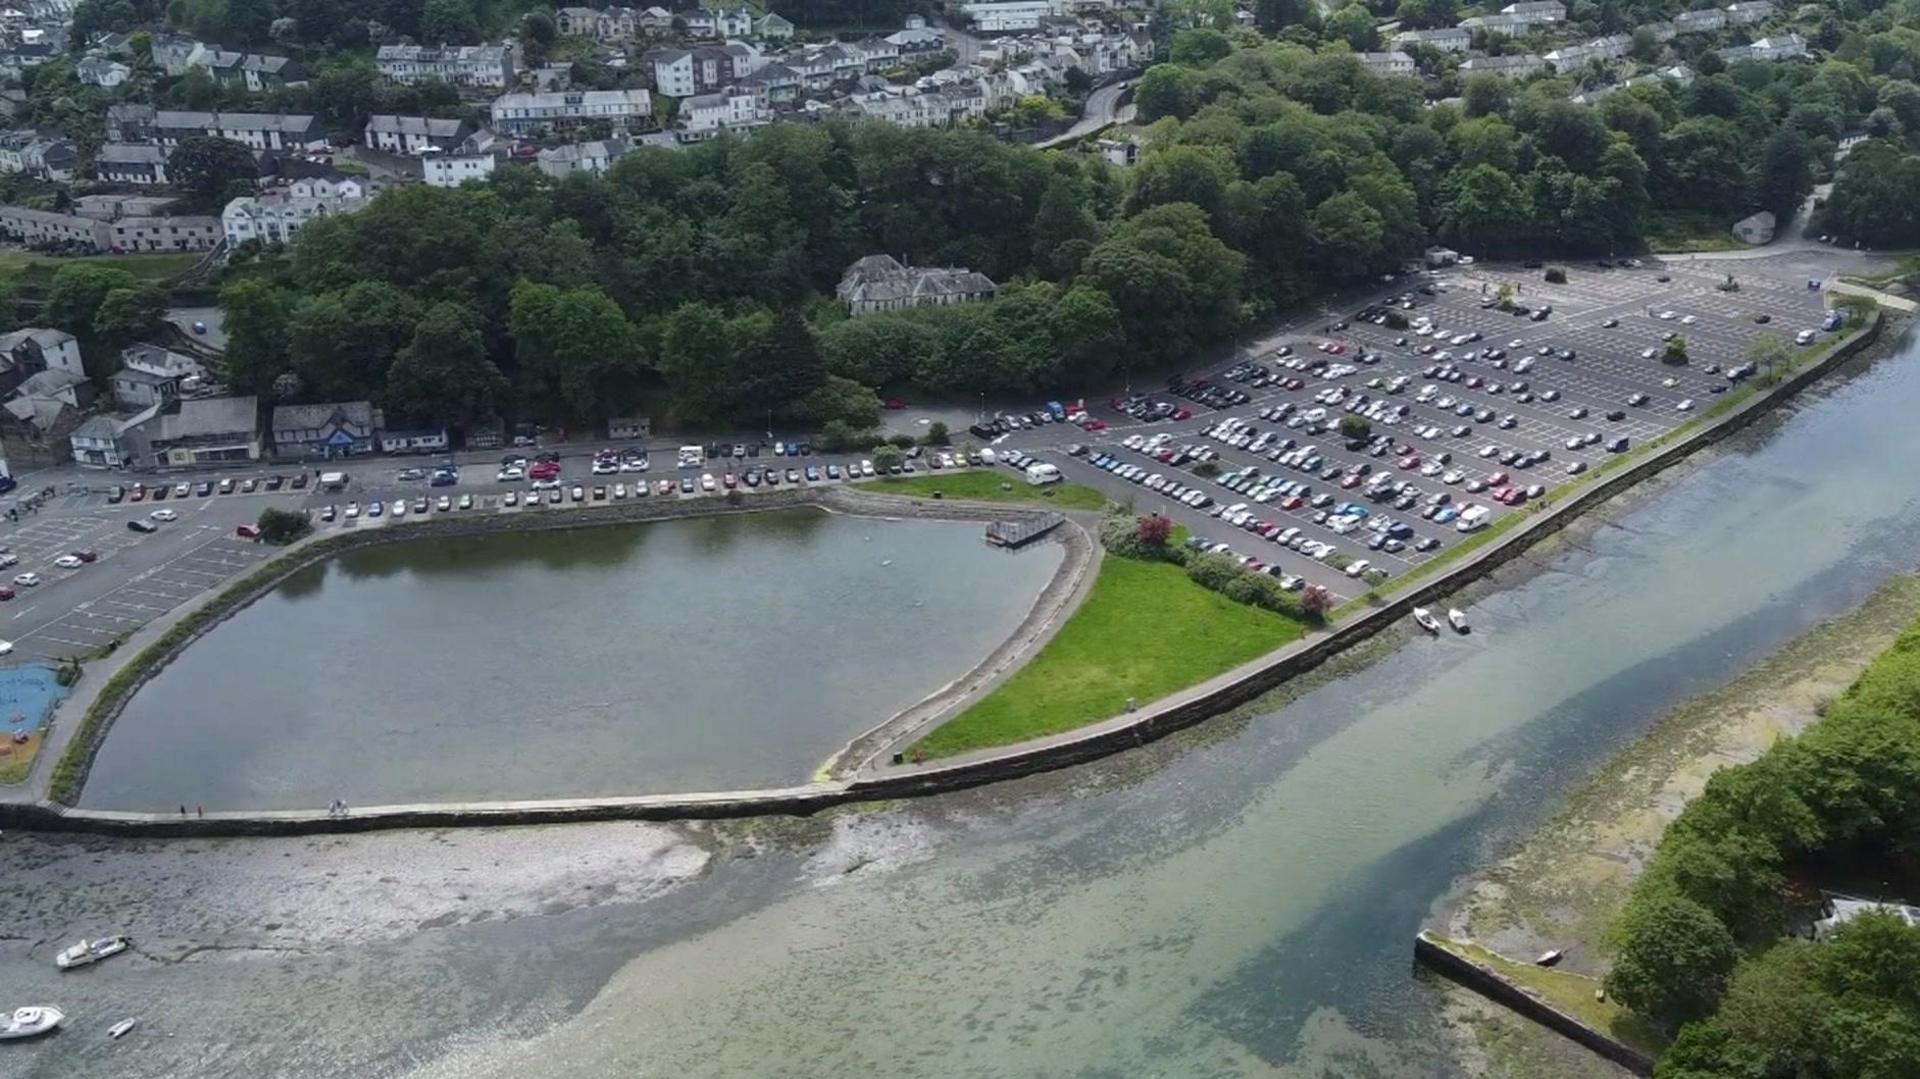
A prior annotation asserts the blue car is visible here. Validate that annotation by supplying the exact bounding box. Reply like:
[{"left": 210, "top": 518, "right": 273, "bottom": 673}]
[{"left": 1435, "top": 507, "right": 1460, "bottom": 524}]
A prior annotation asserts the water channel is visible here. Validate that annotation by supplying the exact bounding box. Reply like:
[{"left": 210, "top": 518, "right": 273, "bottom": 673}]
[
  {"left": 78, "top": 508, "right": 1064, "bottom": 811},
  {"left": 4, "top": 330, "right": 1917, "bottom": 1078}
]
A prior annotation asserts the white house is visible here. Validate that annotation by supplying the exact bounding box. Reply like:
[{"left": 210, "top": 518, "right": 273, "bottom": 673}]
[
  {"left": 375, "top": 43, "right": 516, "bottom": 89},
  {"left": 222, "top": 177, "right": 369, "bottom": 247},
  {"left": 363, "top": 114, "right": 472, "bottom": 154},
  {"left": 424, "top": 152, "right": 495, "bottom": 187},
  {"left": 109, "top": 214, "right": 221, "bottom": 252},
  {"left": 1545, "top": 34, "right": 1629, "bottom": 69},
  {"left": 1672, "top": 8, "right": 1727, "bottom": 32},
  {"left": 837, "top": 254, "right": 997, "bottom": 315},
  {"left": 1393, "top": 27, "right": 1470, "bottom": 52},
  {"left": 963, "top": 0, "right": 1056, "bottom": 33},
  {"left": 536, "top": 137, "right": 629, "bottom": 177},
  {"left": 679, "top": 89, "right": 771, "bottom": 140},
  {"left": 1717, "top": 33, "right": 1808, "bottom": 62},
  {"left": 1724, "top": 0, "right": 1774, "bottom": 23},
  {"left": 152, "top": 110, "right": 321, "bottom": 151},
  {"left": 489, "top": 88, "right": 653, "bottom": 134},
  {"left": 1459, "top": 53, "right": 1546, "bottom": 78},
  {"left": 1498, "top": 0, "right": 1565, "bottom": 20},
  {"left": 1356, "top": 51, "right": 1415, "bottom": 76}
]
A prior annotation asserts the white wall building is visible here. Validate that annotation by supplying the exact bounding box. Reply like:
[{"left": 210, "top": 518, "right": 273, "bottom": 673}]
[
  {"left": 490, "top": 88, "right": 653, "bottom": 134},
  {"left": 375, "top": 44, "right": 516, "bottom": 89},
  {"left": 222, "top": 177, "right": 369, "bottom": 247},
  {"left": 423, "top": 152, "right": 495, "bottom": 187}
]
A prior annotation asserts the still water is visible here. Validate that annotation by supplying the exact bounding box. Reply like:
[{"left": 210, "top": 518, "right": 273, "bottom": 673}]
[
  {"left": 7, "top": 333, "right": 1918, "bottom": 1079},
  {"left": 79, "top": 509, "right": 1064, "bottom": 811}
]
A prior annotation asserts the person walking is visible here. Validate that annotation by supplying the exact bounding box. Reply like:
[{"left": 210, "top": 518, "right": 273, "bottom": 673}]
[
  {"left": 195, "top": 804, "right": 203, "bottom": 818},
  {"left": 178, "top": 804, "right": 187, "bottom": 816}
]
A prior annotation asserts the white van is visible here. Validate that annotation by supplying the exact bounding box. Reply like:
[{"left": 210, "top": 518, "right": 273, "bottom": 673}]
[{"left": 1025, "top": 462, "right": 1062, "bottom": 486}]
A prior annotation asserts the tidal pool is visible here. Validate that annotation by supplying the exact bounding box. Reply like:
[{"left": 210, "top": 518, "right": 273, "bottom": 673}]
[{"left": 79, "top": 508, "right": 1063, "bottom": 811}]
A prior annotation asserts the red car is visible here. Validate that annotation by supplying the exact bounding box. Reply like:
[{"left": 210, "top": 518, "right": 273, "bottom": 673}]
[
  {"left": 723, "top": 472, "right": 738, "bottom": 489},
  {"left": 1467, "top": 376, "right": 1483, "bottom": 388},
  {"left": 1486, "top": 471, "right": 1509, "bottom": 486},
  {"left": 1398, "top": 455, "right": 1421, "bottom": 470},
  {"left": 129, "top": 484, "right": 146, "bottom": 502},
  {"left": 884, "top": 399, "right": 908, "bottom": 410},
  {"left": 1340, "top": 474, "right": 1363, "bottom": 488},
  {"left": 1328, "top": 343, "right": 1346, "bottom": 354},
  {"left": 1171, "top": 408, "right": 1192, "bottom": 421},
  {"left": 1284, "top": 378, "right": 1306, "bottom": 391},
  {"left": 1281, "top": 495, "right": 1305, "bottom": 510},
  {"left": 1081, "top": 419, "right": 1108, "bottom": 431},
  {"left": 234, "top": 524, "right": 261, "bottom": 540},
  {"left": 0, "top": 585, "right": 14, "bottom": 601}
]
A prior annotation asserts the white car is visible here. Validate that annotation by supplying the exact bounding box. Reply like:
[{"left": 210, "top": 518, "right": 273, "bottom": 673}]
[
  {"left": 149, "top": 508, "right": 177, "bottom": 522},
  {"left": 0, "top": 639, "right": 11, "bottom": 655},
  {"left": 497, "top": 467, "right": 525, "bottom": 483},
  {"left": 1676, "top": 399, "right": 1695, "bottom": 411},
  {"left": 54, "top": 555, "right": 83, "bottom": 570},
  {"left": 860, "top": 459, "right": 876, "bottom": 477},
  {"left": 12, "top": 572, "right": 38, "bottom": 587},
  {"left": 391, "top": 500, "right": 408, "bottom": 517},
  {"left": 1658, "top": 310, "right": 1677, "bottom": 320},
  {"left": 1680, "top": 314, "right": 1698, "bottom": 325}
]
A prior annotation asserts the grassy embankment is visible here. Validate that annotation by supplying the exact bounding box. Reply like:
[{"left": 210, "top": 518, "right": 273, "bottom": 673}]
[
  {"left": 1425, "top": 935, "right": 1665, "bottom": 1057},
  {"left": 1435, "top": 571, "right": 1920, "bottom": 1079},
  {"left": 1642, "top": 208, "right": 1753, "bottom": 254},
  {"left": 913, "top": 554, "right": 1307, "bottom": 758},
  {"left": 872, "top": 471, "right": 1110, "bottom": 510},
  {"left": 0, "top": 251, "right": 201, "bottom": 288}
]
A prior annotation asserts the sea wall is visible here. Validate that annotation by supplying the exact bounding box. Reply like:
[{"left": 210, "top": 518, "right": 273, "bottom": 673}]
[{"left": 1412, "top": 933, "right": 1655, "bottom": 1077}]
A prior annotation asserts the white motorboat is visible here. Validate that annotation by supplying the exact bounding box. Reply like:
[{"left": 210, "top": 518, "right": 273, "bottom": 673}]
[
  {"left": 1412, "top": 607, "right": 1441, "bottom": 634},
  {"left": 56, "top": 936, "right": 130, "bottom": 970},
  {"left": 0, "top": 1006, "right": 64, "bottom": 1040},
  {"left": 1448, "top": 608, "right": 1470, "bottom": 633},
  {"left": 1535, "top": 948, "right": 1565, "bottom": 967},
  {"left": 107, "top": 1018, "right": 137, "bottom": 1040}
]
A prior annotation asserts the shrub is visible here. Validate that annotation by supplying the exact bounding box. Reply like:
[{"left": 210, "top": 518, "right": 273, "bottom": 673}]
[
  {"left": 817, "top": 420, "right": 879, "bottom": 452},
  {"left": 1194, "top": 460, "right": 1221, "bottom": 479},
  {"left": 1339, "top": 415, "right": 1371, "bottom": 439},
  {"left": 1184, "top": 551, "right": 1243, "bottom": 591},
  {"left": 1663, "top": 337, "right": 1689, "bottom": 364},
  {"left": 1300, "top": 584, "right": 1334, "bottom": 621},
  {"left": 1544, "top": 266, "right": 1568, "bottom": 283},
  {"left": 1137, "top": 514, "right": 1172, "bottom": 549},
  {"left": 922, "top": 421, "right": 951, "bottom": 446},
  {"left": 887, "top": 434, "right": 916, "bottom": 449},
  {"left": 256, "top": 506, "right": 311, "bottom": 545}
]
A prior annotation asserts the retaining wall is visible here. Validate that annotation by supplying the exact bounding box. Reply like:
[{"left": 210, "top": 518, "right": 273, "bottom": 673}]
[
  {"left": 4, "top": 313, "right": 1896, "bottom": 835},
  {"left": 1412, "top": 932, "right": 1655, "bottom": 1076}
]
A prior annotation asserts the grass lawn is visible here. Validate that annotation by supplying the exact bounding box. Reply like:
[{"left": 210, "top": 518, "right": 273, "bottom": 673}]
[
  {"left": 1427, "top": 935, "right": 1667, "bottom": 1057},
  {"left": 872, "top": 470, "right": 1110, "bottom": 511},
  {"left": 1643, "top": 209, "right": 1751, "bottom": 254},
  {"left": 0, "top": 251, "right": 201, "bottom": 288},
  {"left": 914, "top": 555, "right": 1307, "bottom": 758}
]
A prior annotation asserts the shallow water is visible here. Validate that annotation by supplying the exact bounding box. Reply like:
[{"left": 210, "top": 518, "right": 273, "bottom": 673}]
[{"left": 79, "top": 509, "right": 1063, "bottom": 811}]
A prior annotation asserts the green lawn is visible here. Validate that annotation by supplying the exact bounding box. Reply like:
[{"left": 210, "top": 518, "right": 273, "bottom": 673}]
[
  {"left": 872, "top": 470, "right": 1110, "bottom": 511},
  {"left": 0, "top": 251, "right": 201, "bottom": 287},
  {"left": 1643, "top": 209, "right": 1751, "bottom": 254},
  {"left": 914, "top": 555, "right": 1307, "bottom": 757}
]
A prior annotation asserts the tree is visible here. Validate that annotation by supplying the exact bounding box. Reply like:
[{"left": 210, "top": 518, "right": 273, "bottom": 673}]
[
  {"left": 923, "top": 420, "right": 950, "bottom": 446},
  {"left": 872, "top": 444, "right": 904, "bottom": 472},
  {"left": 1169, "top": 28, "right": 1232, "bottom": 66},
  {"left": 1325, "top": 2, "right": 1378, "bottom": 50},
  {"left": 385, "top": 302, "right": 508, "bottom": 427},
  {"left": 1745, "top": 333, "right": 1792, "bottom": 381},
  {"left": 92, "top": 284, "right": 165, "bottom": 344},
  {"left": 1299, "top": 584, "right": 1334, "bottom": 621},
  {"left": 420, "top": 0, "right": 480, "bottom": 42},
  {"left": 256, "top": 506, "right": 312, "bottom": 545},
  {"left": 45, "top": 262, "right": 136, "bottom": 338},
  {"left": 1255, "top": 0, "right": 1318, "bottom": 33},
  {"left": 1605, "top": 891, "right": 1739, "bottom": 1028},
  {"left": 1031, "top": 179, "right": 1098, "bottom": 280},
  {"left": 218, "top": 278, "right": 292, "bottom": 395},
  {"left": 1664, "top": 336, "right": 1689, "bottom": 364},
  {"left": 1008, "top": 94, "right": 1067, "bottom": 127},
  {"left": 1134, "top": 64, "right": 1198, "bottom": 121},
  {"left": 168, "top": 136, "right": 256, "bottom": 209},
  {"left": 803, "top": 375, "right": 883, "bottom": 429},
  {"left": 1339, "top": 415, "right": 1371, "bottom": 439},
  {"left": 1440, "top": 164, "right": 1529, "bottom": 253},
  {"left": 509, "top": 281, "right": 648, "bottom": 422}
]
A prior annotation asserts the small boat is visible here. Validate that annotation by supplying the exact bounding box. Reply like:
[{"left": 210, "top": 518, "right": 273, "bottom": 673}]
[
  {"left": 1412, "top": 607, "right": 1442, "bottom": 634},
  {"left": 1535, "top": 949, "right": 1565, "bottom": 967},
  {"left": 0, "top": 1006, "right": 64, "bottom": 1040},
  {"left": 107, "top": 1018, "right": 137, "bottom": 1040},
  {"left": 1448, "top": 608, "right": 1470, "bottom": 633},
  {"left": 56, "top": 936, "right": 130, "bottom": 970}
]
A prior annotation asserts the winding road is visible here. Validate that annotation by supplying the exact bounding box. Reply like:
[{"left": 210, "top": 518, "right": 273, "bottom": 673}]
[{"left": 1037, "top": 81, "right": 1135, "bottom": 149}]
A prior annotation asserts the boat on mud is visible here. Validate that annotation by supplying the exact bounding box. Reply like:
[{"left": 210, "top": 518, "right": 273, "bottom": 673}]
[
  {"left": 56, "top": 936, "right": 130, "bottom": 970},
  {"left": 0, "top": 1006, "right": 64, "bottom": 1041}
]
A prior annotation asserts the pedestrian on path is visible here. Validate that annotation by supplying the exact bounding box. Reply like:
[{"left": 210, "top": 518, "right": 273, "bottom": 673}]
[
  {"left": 178, "top": 804, "right": 186, "bottom": 816},
  {"left": 195, "top": 804, "right": 203, "bottom": 818}
]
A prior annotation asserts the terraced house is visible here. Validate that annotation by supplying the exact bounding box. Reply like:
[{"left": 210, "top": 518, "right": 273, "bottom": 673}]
[
  {"left": 152, "top": 110, "right": 321, "bottom": 151},
  {"left": 490, "top": 88, "right": 653, "bottom": 134},
  {"left": 375, "top": 43, "right": 517, "bottom": 90}
]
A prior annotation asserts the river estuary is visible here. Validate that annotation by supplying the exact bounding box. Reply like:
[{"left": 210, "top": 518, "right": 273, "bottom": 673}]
[{"left": 2, "top": 328, "right": 1917, "bottom": 1078}]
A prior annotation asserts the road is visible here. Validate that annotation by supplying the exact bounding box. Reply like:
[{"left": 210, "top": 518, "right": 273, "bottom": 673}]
[{"left": 1037, "top": 81, "right": 1135, "bottom": 149}]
